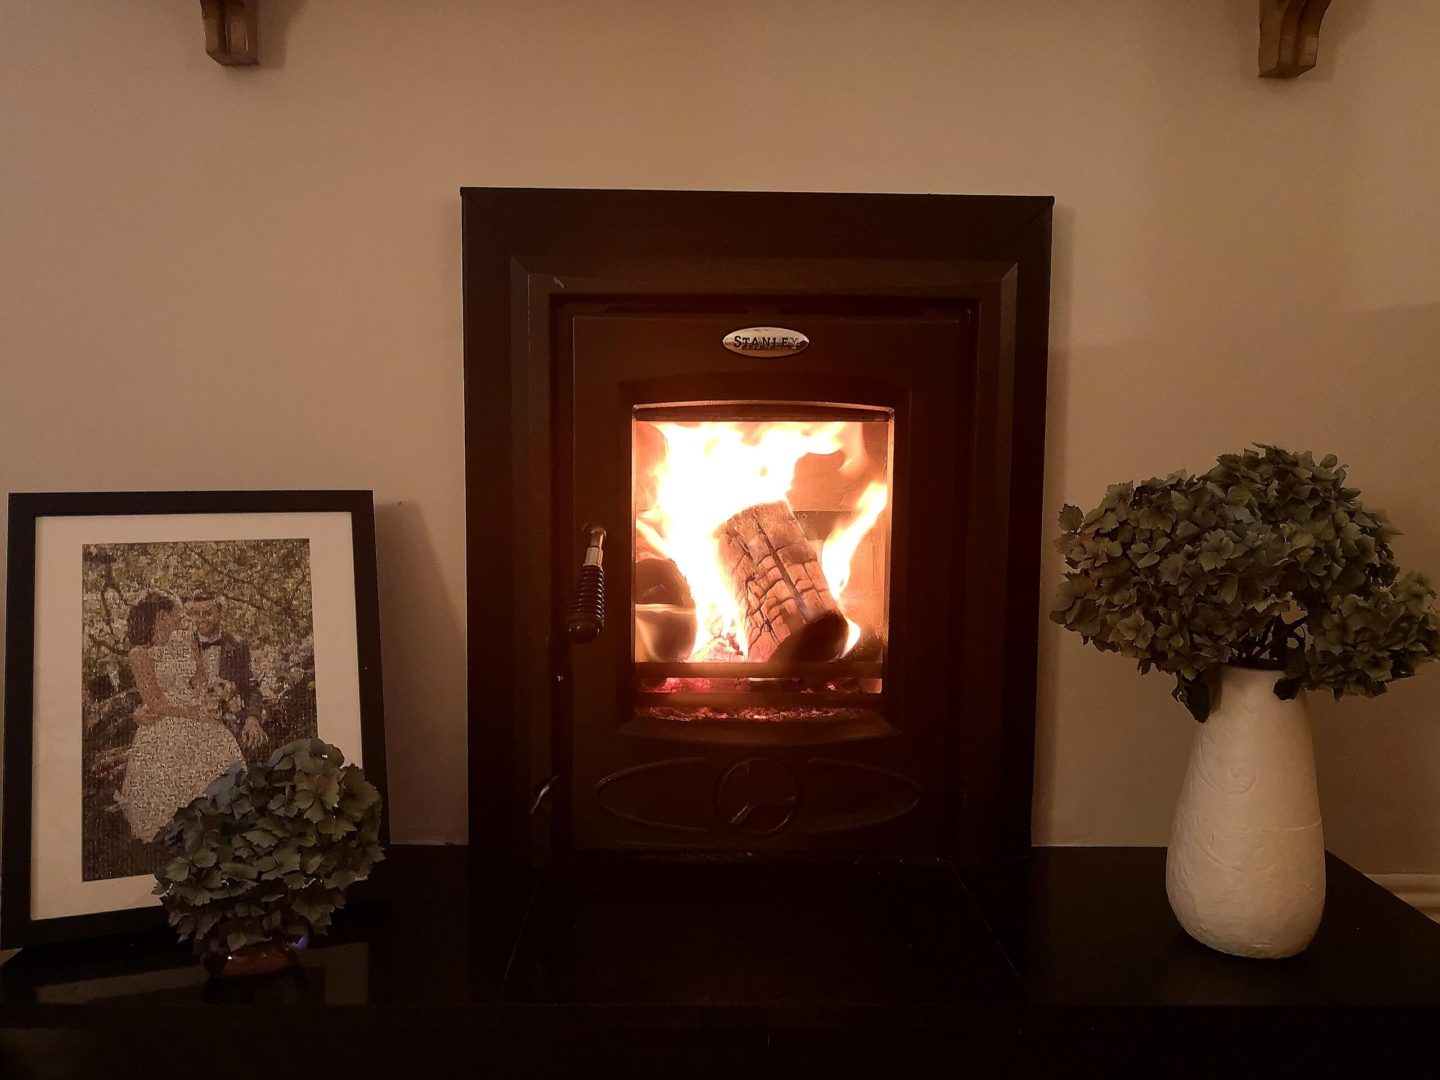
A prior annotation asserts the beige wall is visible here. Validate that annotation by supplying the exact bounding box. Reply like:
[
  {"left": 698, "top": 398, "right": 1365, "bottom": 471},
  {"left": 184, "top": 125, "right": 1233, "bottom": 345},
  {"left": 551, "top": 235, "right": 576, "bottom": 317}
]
[{"left": 3, "top": 1, "right": 1438, "bottom": 869}]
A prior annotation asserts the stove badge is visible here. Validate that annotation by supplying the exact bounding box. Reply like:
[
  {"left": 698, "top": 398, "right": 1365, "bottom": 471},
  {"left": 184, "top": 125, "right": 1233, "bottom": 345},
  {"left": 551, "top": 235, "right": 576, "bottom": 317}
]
[{"left": 722, "top": 326, "right": 810, "bottom": 358}]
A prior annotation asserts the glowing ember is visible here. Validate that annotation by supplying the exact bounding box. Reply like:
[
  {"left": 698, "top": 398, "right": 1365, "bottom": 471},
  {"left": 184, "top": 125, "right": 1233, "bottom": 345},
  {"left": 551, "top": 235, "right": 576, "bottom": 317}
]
[{"left": 635, "top": 416, "right": 889, "bottom": 662}]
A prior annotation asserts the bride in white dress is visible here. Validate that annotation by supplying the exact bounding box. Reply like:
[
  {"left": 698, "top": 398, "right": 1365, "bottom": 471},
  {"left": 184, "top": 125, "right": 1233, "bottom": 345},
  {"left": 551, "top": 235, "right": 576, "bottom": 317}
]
[{"left": 118, "top": 592, "right": 243, "bottom": 842}]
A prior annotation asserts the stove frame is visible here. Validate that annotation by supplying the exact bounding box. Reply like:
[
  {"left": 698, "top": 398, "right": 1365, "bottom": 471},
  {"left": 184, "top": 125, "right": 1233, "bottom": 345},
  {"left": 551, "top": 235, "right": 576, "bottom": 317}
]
[{"left": 463, "top": 188, "right": 1052, "bottom": 868}]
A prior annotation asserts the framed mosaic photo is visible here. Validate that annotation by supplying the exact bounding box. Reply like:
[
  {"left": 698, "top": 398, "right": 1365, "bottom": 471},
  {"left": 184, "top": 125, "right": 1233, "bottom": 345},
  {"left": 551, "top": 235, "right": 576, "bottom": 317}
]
[{"left": 2, "top": 491, "right": 386, "bottom": 947}]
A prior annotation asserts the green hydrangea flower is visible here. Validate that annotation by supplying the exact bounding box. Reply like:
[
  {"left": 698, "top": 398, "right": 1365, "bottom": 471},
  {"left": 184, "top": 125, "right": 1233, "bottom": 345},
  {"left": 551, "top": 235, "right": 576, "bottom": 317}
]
[{"left": 1052, "top": 446, "right": 1440, "bottom": 720}]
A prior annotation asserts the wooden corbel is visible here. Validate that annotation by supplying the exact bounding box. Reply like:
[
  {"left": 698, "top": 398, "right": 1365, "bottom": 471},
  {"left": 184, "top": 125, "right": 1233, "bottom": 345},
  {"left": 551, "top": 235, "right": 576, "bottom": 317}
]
[
  {"left": 201, "top": 0, "right": 259, "bottom": 66},
  {"left": 1259, "top": 0, "right": 1331, "bottom": 78}
]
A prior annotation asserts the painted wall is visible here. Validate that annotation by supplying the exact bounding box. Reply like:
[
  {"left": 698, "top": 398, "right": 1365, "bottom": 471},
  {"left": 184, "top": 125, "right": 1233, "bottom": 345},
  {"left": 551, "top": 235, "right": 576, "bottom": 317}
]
[{"left": 3, "top": 1, "right": 1438, "bottom": 870}]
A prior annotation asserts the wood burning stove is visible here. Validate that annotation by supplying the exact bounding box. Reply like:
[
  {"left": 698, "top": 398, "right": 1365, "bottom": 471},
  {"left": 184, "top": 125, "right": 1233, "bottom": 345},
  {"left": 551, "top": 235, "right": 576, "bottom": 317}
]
[{"left": 464, "top": 188, "right": 1052, "bottom": 868}]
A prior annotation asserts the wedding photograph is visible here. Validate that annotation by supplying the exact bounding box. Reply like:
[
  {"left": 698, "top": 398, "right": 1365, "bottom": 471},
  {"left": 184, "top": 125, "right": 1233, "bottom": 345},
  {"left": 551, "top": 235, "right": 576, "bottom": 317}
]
[{"left": 80, "top": 538, "right": 319, "bottom": 882}]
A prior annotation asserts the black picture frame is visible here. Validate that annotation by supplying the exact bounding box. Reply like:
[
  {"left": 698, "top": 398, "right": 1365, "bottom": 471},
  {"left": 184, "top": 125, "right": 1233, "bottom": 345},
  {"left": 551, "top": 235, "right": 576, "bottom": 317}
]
[{"left": 2, "top": 490, "right": 387, "bottom": 948}]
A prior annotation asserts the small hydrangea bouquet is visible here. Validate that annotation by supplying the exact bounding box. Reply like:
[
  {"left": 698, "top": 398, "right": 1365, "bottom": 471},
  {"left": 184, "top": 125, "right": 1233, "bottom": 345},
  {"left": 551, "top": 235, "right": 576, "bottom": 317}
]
[
  {"left": 154, "top": 738, "right": 383, "bottom": 970},
  {"left": 202, "top": 678, "right": 243, "bottom": 725}
]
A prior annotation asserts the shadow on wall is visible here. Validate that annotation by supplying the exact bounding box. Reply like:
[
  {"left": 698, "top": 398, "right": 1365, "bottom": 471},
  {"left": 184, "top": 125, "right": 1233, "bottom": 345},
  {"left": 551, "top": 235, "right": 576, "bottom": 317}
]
[
  {"left": 256, "top": 0, "right": 307, "bottom": 69},
  {"left": 1308, "top": 301, "right": 1440, "bottom": 872},
  {"left": 1034, "top": 301, "right": 1440, "bottom": 863},
  {"left": 1033, "top": 0, "right": 1438, "bottom": 870},
  {"left": 373, "top": 498, "right": 467, "bottom": 843}
]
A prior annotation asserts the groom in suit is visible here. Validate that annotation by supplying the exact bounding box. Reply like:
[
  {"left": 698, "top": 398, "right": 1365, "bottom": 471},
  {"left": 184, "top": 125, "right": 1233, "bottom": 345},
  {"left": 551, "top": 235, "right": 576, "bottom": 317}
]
[{"left": 188, "top": 591, "right": 266, "bottom": 753}]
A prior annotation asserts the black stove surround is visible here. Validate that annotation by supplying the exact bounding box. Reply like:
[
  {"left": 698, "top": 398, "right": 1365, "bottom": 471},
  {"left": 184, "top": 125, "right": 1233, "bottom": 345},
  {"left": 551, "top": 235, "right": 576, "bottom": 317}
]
[{"left": 462, "top": 188, "right": 1053, "bottom": 868}]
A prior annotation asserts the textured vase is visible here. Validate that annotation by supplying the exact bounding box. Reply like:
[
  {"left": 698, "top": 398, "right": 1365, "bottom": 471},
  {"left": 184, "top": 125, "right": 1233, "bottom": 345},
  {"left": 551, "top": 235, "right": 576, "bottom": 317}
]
[{"left": 1165, "top": 665, "right": 1325, "bottom": 959}]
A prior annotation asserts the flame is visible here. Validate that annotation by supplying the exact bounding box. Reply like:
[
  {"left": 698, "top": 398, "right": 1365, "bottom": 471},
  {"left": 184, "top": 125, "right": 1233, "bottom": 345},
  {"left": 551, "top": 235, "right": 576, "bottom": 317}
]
[
  {"left": 821, "top": 481, "right": 889, "bottom": 655},
  {"left": 636, "top": 418, "right": 888, "bottom": 662}
]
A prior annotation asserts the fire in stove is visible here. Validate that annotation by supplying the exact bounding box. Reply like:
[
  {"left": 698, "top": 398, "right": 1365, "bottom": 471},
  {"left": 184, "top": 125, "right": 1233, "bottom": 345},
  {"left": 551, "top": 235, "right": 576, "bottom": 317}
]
[{"left": 631, "top": 405, "right": 892, "bottom": 721}]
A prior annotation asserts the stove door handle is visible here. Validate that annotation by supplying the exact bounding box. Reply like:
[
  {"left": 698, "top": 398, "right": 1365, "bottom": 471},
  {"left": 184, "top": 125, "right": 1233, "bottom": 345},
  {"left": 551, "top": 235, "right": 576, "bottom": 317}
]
[{"left": 564, "top": 524, "right": 607, "bottom": 644}]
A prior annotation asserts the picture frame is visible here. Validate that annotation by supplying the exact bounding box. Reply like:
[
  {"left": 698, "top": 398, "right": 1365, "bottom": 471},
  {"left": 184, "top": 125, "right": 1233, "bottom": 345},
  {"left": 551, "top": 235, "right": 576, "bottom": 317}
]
[{"left": 2, "top": 491, "right": 387, "bottom": 948}]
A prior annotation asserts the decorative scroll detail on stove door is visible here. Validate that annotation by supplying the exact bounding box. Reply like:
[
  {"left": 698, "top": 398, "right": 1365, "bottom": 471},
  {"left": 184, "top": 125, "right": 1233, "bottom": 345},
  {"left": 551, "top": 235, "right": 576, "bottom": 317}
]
[
  {"left": 715, "top": 757, "right": 800, "bottom": 837},
  {"left": 595, "top": 758, "right": 713, "bottom": 834},
  {"left": 597, "top": 754, "right": 922, "bottom": 839},
  {"left": 801, "top": 758, "right": 922, "bottom": 834}
]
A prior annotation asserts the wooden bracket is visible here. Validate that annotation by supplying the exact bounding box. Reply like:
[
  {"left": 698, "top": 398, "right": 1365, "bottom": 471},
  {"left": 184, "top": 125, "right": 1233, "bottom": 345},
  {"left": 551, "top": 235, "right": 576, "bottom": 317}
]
[
  {"left": 1259, "top": 0, "right": 1332, "bottom": 78},
  {"left": 201, "top": 0, "right": 259, "bottom": 66}
]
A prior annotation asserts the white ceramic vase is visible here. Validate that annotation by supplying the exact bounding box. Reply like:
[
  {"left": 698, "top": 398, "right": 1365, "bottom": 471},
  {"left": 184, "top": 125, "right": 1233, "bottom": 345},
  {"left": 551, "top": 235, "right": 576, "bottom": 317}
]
[{"left": 1165, "top": 664, "right": 1325, "bottom": 959}]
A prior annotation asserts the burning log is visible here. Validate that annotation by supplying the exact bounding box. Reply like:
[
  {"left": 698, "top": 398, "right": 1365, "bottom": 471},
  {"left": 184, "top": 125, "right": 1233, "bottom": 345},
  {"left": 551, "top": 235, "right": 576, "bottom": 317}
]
[
  {"left": 718, "top": 501, "right": 848, "bottom": 663},
  {"left": 636, "top": 605, "right": 698, "bottom": 664},
  {"left": 634, "top": 551, "right": 697, "bottom": 663},
  {"left": 635, "top": 551, "right": 693, "bottom": 608}
]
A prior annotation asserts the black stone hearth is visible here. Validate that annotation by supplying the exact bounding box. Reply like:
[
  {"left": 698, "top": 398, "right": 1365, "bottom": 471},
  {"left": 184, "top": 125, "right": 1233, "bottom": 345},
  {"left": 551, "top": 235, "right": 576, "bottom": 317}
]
[{"left": 5, "top": 845, "right": 1440, "bottom": 1074}]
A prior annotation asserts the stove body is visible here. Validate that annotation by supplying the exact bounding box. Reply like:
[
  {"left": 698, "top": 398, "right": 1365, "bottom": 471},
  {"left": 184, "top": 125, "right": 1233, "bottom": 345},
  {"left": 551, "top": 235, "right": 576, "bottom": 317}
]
[{"left": 463, "top": 189, "right": 1052, "bottom": 868}]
